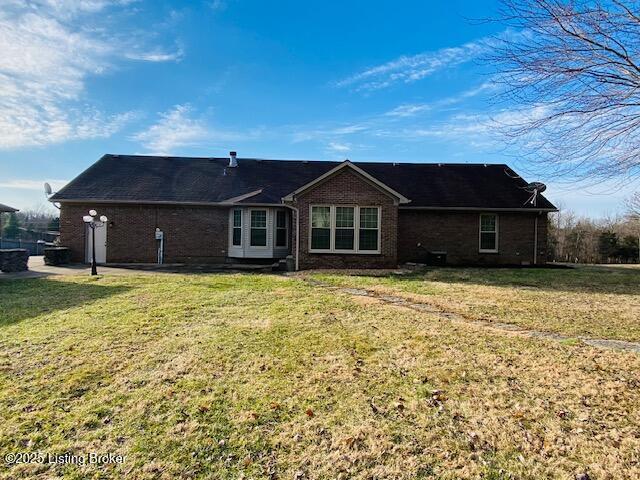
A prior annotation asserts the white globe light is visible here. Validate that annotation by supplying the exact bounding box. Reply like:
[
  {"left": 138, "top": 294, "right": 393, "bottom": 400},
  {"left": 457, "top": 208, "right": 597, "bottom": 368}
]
[
  {"left": 99, "top": 215, "right": 108, "bottom": 222},
  {"left": 89, "top": 209, "right": 97, "bottom": 216},
  {"left": 83, "top": 215, "right": 93, "bottom": 223}
]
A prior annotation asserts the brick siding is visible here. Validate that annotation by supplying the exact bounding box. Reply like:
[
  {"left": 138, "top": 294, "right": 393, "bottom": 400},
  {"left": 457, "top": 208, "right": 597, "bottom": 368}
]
[
  {"left": 60, "top": 204, "right": 228, "bottom": 263},
  {"left": 289, "top": 168, "right": 398, "bottom": 269},
  {"left": 397, "top": 210, "right": 549, "bottom": 265},
  {"left": 59, "top": 183, "right": 549, "bottom": 268}
]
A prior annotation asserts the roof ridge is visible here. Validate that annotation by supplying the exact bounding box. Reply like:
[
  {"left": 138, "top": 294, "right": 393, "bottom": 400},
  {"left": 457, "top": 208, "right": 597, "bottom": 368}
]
[{"left": 103, "top": 154, "right": 508, "bottom": 167}]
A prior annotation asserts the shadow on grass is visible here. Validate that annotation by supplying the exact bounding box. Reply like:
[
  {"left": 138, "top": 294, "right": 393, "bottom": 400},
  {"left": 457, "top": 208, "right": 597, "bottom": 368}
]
[
  {"left": 351, "top": 266, "right": 640, "bottom": 296},
  {"left": 0, "top": 278, "right": 131, "bottom": 326}
]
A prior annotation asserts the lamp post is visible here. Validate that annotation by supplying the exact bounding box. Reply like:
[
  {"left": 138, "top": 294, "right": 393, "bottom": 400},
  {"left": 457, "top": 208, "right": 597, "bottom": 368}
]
[{"left": 82, "top": 210, "right": 108, "bottom": 276}]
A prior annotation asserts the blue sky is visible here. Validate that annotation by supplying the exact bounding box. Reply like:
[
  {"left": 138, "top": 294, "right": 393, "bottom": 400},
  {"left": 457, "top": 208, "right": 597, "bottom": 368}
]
[{"left": 0, "top": 0, "right": 634, "bottom": 215}]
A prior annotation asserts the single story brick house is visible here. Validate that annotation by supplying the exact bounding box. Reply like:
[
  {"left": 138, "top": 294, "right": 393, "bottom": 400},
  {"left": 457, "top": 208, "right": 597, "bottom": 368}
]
[{"left": 50, "top": 152, "right": 556, "bottom": 269}]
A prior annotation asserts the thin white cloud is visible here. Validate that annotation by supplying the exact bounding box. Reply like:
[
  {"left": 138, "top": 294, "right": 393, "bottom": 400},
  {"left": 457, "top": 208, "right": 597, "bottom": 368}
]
[
  {"left": 377, "top": 106, "right": 552, "bottom": 147},
  {"left": 327, "top": 142, "right": 351, "bottom": 153},
  {"left": 0, "top": 1, "right": 179, "bottom": 150},
  {"left": 125, "top": 50, "right": 183, "bottom": 62},
  {"left": 132, "top": 105, "right": 210, "bottom": 155},
  {"left": 208, "top": 0, "right": 227, "bottom": 11},
  {"left": 335, "top": 37, "right": 493, "bottom": 91},
  {"left": 291, "top": 123, "right": 369, "bottom": 143},
  {"left": 0, "top": 179, "right": 68, "bottom": 190},
  {"left": 385, "top": 104, "right": 431, "bottom": 118},
  {"left": 132, "top": 104, "right": 259, "bottom": 155},
  {"left": 41, "top": 0, "right": 138, "bottom": 13},
  {"left": 384, "top": 81, "right": 499, "bottom": 118},
  {"left": 291, "top": 81, "right": 502, "bottom": 144}
]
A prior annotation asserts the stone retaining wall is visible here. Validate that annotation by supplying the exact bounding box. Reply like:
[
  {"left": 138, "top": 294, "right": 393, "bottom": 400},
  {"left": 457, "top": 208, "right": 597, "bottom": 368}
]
[{"left": 0, "top": 249, "right": 29, "bottom": 272}]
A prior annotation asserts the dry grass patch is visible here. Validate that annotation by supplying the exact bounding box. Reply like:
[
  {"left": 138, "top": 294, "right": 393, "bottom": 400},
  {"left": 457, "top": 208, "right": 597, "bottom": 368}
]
[
  {"left": 0, "top": 272, "right": 639, "bottom": 479},
  {"left": 311, "top": 265, "right": 640, "bottom": 342}
]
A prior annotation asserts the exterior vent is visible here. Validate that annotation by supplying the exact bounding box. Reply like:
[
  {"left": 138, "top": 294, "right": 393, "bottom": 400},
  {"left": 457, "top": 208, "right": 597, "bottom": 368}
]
[{"left": 229, "top": 151, "right": 238, "bottom": 168}]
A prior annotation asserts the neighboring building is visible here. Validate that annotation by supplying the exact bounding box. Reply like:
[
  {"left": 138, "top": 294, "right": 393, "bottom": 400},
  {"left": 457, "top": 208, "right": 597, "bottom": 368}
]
[
  {"left": 50, "top": 152, "right": 556, "bottom": 269},
  {"left": 0, "top": 203, "right": 19, "bottom": 244},
  {"left": 0, "top": 204, "right": 18, "bottom": 213}
]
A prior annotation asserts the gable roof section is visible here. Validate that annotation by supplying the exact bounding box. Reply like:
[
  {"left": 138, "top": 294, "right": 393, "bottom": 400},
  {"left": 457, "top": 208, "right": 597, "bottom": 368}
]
[
  {"left": 282, "top": 161, "right": 410, "bottom": 204},
  {"left": 51, "top": 154, "right": 557, "bottom": 211},
  {"left": 0, "top": 203, "right": 18, "bottom": 213}
]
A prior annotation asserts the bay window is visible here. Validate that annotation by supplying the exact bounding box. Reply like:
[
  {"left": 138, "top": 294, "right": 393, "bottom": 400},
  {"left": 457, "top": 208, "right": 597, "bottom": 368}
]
[
  {"left": 310, "top": 205, "right": 380, "bottom": 253},
  {"left": 479, "top": 213, "right": 498, "bottom": 252},
  {"left": 250, "top": 209, "right": 267, "bottom": 247},
  {"left": 275, "top": 210, "right": 288, "bottom": 247},
  {"left": 232, "top": 209, "right": 242, "bottom": 246}
]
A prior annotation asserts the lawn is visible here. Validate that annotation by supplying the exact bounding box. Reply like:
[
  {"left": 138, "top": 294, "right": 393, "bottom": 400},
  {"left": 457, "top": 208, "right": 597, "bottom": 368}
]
[
  {"left": 0, "top": 270, "right": 639, "bottom": 479},
  {"left": 311, "top": 265, "right": 640, "bottom": 343}
]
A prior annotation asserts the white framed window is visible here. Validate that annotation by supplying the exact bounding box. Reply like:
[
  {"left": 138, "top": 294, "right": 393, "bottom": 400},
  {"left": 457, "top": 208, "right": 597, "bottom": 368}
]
[
  {"left": 250, "top": 209, "right": 267, "bottom": 247},
  {"left": 479, "top": 213, "right": 498, "bottom": 253},
  {"left": 309, "top": 205, "right": 381, "bottom": 254},
  {"left": 310, "top": 206, "right": 331, "bottom": 250},
  {"left": 275, "top": 210, "right": 288, "bottom": 248},
  {"left": 232, "top": 209, "right": 242, "bottom": 246},
  {"left": 359, "top": 207, "right": 379, "bottom": 251},
  {"left": 335, "top": 206, "right": 355, "bottom": 251}
]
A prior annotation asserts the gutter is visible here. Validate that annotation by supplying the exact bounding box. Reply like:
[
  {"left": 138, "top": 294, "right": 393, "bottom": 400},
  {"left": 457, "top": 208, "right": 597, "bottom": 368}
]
[
  {"left": 534, "top": 215, "right": 538, "bottom": 265},
  {"left": 399, "top": 206, "right": 558, "bottom": 213},
  {"left": 51, "top": 198, "right": 284, "bottom": 207},
  {"left": 53, "top": 199, "right": 557, "bottom": 213},
  {"left": 282, "top": 204, "right": 300, "bottom": 271}
]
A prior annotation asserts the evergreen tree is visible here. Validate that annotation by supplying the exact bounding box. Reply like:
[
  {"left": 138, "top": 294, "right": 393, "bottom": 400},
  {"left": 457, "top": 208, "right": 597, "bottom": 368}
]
[
  {"left": 619, "top": 236, "right": 640, "bottom": 263},
  {"left": 48, "top": 217, "right": 60, "bottom": 231},
  {"left": 598, "top": 231, "right": 618, "bottom": 262},
  {"left": 3, "top": 213, "right": 21, "bottom": 239}
]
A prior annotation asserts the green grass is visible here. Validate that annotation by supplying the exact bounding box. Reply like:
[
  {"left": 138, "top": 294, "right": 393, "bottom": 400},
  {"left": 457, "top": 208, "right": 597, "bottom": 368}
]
[
  {"left": 0, "top": 271, "right": 639, "bottom": 479},
  {"left": 310, "top": 265, "right": 640, "bottom": 342}
]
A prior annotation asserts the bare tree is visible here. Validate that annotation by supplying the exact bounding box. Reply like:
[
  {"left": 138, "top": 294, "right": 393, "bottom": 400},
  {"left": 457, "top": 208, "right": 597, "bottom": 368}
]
[
  {"left": 547, "top": 208, "right": 639, "bottom": 262},
  {"left": 489, "top": 0, "right": 640, "bottom": 185},
  {"left": 627, "top": 191, "right": 640, "bottom": 216}
]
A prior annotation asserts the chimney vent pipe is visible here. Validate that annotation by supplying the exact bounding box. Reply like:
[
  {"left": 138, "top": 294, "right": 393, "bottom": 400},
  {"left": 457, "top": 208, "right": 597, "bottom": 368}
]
[{"left": 229, "top": 151, "right": 238, "bottom": 168}]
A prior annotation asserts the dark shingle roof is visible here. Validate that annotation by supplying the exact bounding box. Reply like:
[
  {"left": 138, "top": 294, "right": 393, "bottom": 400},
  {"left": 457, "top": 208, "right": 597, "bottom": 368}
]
[
  {"left": 0, "top": 203, "right": 18, "bottom": 213},
  {"left": 51, "top": 155, "right": 556, "bottom": 210}
]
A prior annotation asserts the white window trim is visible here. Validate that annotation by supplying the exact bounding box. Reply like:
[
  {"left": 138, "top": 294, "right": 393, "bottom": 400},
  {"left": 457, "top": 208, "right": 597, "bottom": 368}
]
[
  {"left": 275, "top": 209, "right": 289, "bottom": 248},
  {"left": 358, "top": 206, "right": 382, "bottom": 253},
  {"left": 309, "top": 205, "right": 381, "bottom": 254},
  {"left": 332, "top": 204, "right": 357, "bottom": 254},
  {"left": 249, "top": 208, "right": 269, "bottom": 249},
  {"left": 479, "top": 213, "right": 499, "bottom": 253},
  {"left": 309, "top": 204, "right": 332, "bottom": 252},
  {"left": 229, "top": 208, "right": 243, "bottom": 247}
]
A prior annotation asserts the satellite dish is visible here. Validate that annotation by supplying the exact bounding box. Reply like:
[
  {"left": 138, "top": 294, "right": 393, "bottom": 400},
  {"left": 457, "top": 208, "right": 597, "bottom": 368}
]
[
  {"left": 44, "top": 182, "right": 61, "bottom": 209},
  {"left": 523, "top": 181, "right": 547, "bottom": 206},
  {"left": 524, "top": 181, "right": 547, "bottom": 193}
]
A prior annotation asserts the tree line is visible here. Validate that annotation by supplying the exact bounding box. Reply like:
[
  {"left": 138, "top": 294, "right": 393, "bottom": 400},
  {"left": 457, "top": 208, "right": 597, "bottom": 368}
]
[
  {"left": 0, "top": 208, "right": 60, "bottom": 242},
  {"left": 548, "top": 210, "right": 640, "bottom": 264}
]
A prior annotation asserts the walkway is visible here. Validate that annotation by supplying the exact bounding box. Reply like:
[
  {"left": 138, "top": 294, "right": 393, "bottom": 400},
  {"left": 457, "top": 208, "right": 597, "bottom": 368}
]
[
  {"left": 0, "top": 256, "right": 276, "bottom": 280},
  {"left": 302, "top": 276, "right": 640, "bottom": 355}
]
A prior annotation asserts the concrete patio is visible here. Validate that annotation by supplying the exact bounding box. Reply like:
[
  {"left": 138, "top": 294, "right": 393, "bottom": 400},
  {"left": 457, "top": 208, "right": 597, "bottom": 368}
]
[{"left": 0, "top": 256, "right": 277, "bottom": 281}]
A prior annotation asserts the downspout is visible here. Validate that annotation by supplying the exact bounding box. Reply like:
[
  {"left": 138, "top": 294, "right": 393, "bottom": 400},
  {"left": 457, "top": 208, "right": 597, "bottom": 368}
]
[
  {"left": 533, "top": 215, "right": 538, "bottom": 265},
  {"left": 282, "top": 203, "right": 300, "bottom": 271}
]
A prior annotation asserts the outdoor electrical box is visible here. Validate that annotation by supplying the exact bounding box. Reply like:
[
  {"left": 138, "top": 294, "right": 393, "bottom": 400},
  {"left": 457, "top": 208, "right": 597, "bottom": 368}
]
[
  {"left": 427, "top": 251, "right": 447, "bottom": 266},
  {"left": 155, "top": 228, "right": 164, "bottom": 265}
]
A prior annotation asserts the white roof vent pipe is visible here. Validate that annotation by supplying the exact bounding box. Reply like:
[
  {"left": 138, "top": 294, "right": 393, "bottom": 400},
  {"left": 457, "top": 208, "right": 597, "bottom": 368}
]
[{"left": 229, "top": 151, "right": 238, "bottom": 168}]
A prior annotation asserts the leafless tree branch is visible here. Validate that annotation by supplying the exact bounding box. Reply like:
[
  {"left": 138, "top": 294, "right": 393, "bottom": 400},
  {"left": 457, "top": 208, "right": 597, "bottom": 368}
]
[
  {"left": 488, "top": 0, "right": 640, "bottom": 188},
  {"left": 627, "top": 191, "right": 640, "bottom": 216}
]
